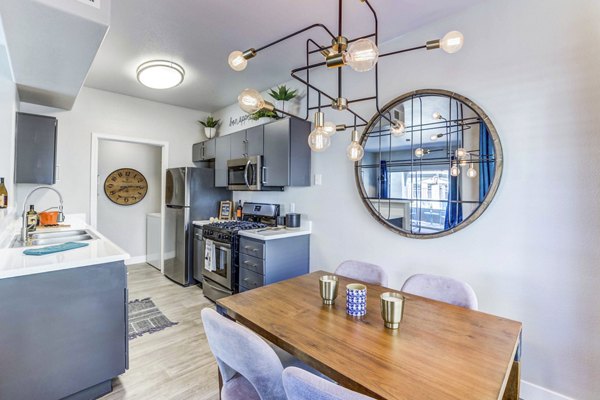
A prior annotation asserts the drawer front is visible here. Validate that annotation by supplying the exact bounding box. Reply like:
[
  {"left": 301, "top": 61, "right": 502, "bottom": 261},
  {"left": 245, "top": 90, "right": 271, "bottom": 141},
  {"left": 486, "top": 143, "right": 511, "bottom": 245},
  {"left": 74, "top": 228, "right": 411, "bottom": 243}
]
[
  {"left": 239, "top": 268, "right": 264, "bottom": 290},
  {"left": 240, "top": 237, "right": 265, "bottom": 259},
  {"left": 239, "top": 253, "right": 265, "bottom": 275}
]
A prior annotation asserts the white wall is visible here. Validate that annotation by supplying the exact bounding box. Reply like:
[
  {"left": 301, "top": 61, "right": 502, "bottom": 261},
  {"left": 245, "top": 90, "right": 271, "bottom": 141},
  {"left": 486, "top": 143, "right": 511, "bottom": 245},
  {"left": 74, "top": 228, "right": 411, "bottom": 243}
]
[
  {"left": 0, "top": 44, "right": 18, "bottom": 210},
  {"left": 17, "top": 86, "right": 209, "bottom": 219},
  {"left": 217, "top": 0, "right": 600, "bottom": 398},
  {"left": 97, "top": 140, "right": 161, "bottom": 259}
]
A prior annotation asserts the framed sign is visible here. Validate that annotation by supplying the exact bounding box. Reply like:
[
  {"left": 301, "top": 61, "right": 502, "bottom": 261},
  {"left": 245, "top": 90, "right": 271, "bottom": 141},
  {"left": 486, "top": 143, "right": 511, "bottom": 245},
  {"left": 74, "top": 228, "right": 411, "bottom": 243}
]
[{"left": 219, "top": 200, "right": 233, "bottom": 220}]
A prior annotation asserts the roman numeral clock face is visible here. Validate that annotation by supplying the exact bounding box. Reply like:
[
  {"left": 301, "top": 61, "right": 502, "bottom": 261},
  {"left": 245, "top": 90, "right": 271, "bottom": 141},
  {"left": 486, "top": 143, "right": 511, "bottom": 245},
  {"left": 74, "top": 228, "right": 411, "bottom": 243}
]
[{"left": 104, "top": 168, "right": 148, "bottom": 206}]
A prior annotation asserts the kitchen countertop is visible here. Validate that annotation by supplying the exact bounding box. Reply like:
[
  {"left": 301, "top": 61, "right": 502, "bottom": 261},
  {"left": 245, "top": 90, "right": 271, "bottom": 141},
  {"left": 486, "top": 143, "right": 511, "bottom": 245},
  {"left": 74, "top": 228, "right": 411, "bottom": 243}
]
[
  {"left": 239, "top": 221, "right": 312, "bottom": 241},
  {"left": 0, "top": 215, "right": 129, "bottom": 280}
]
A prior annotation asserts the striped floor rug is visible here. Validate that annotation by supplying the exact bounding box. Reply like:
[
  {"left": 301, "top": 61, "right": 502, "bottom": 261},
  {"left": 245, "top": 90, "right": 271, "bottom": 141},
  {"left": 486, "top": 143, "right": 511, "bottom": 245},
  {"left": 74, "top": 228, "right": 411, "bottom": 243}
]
[{"left": 128, "top": 297, "right": 178, "bottom": 340}]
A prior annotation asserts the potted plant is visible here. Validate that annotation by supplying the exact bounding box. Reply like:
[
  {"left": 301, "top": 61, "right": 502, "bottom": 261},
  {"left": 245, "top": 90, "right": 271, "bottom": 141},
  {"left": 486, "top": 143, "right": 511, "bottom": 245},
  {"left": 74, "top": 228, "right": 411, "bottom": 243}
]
[
  {"left": 198, "top": 116, "right": 220, "bottom": 139},
  {"left": 268, "top": 84, "right": 298, "bottom": 113},
  {"left": 249, "top": 109, "right": 279, "bottom": 122}
]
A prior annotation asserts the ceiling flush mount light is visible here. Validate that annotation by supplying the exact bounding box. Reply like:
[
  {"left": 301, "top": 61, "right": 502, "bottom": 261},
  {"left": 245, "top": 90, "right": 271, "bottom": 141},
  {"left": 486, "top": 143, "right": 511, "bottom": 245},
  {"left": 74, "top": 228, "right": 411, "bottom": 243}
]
[
  {"left": 136, "top": 60, "right": 185, "bottom": 89},
  {"left": 229, "top": 0, "right": 464, "bottom": 158}
]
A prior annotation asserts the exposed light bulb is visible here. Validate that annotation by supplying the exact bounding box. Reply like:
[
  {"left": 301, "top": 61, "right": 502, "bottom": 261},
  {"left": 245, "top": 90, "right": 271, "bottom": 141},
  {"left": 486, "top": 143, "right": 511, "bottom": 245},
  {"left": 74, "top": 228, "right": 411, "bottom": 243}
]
[
  {"left": 455, "top": 148, "right": 468, "bottom": 159},
  {"left": 391, "top": 121, "right": 406, "bottom": 137},
  {"left": 322, "top": 121, "right": 337, "bottom": 136},
  {"left": 440, "top": 31, "right": 464, "bottom": 54},
  {"left": 228, "top": 51, "right": 248, "bottom": 71},
  {"left": 467, "top": 164, "right": 478, "bottom": 178},
  {"left": 432, "top": 112, "right": 443, "bottom": 120},
  {"left": 450, "top": 164, "right": 461, "bottom": 176},
  {"left": 415, "top": 148, "right": 426, "bottom": 158},
  {"left": 238, "top": 88, "right": 265, "bottom": 114},
  {"left": 308, "top": 127, "right": 331, "bottom": 152},
  {"left": 347, "top": 130, "right": 364, "bottom": 161},
  {"left": 344, "top": 39, "right": 379, "bottom": 72},
  {"left": 430, "top": 133, "right": 443, "bottom": 141}
]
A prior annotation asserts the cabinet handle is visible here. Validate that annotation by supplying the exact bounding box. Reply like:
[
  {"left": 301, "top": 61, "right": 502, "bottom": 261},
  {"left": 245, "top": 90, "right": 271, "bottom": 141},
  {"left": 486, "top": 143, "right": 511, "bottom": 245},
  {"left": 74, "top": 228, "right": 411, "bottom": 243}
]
[
  {"left": 261, "top": 166, "right": 267, "bottom": 184},
  {"left": 243, "top": 261, "right": 257, "bottom": 268}
]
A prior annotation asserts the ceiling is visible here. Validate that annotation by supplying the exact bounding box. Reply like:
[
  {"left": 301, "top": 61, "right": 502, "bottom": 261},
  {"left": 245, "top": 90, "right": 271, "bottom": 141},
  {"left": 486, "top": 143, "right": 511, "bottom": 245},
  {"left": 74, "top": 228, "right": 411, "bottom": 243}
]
[{"left": 84, "top": 0, "right": 484, "bottom": 112}]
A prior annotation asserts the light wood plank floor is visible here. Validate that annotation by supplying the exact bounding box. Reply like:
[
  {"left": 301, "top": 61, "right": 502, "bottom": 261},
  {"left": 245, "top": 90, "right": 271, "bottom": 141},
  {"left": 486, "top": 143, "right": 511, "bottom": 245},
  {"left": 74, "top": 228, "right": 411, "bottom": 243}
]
[{"left": 101, "top": 263, "right": 219, "bottom": 400}]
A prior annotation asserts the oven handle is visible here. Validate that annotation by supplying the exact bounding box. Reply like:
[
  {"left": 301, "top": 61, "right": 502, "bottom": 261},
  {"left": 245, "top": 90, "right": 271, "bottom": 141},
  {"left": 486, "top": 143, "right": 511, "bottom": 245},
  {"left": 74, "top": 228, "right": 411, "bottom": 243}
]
[
  {"left": 244, "top": 159, "right": 251, "bottom": 188},
  {"left": 209, "top": 240, "right": 231, "bottom": 250},
  {"left": 203, "top": 279, "right": 232, "bottom": 295}
]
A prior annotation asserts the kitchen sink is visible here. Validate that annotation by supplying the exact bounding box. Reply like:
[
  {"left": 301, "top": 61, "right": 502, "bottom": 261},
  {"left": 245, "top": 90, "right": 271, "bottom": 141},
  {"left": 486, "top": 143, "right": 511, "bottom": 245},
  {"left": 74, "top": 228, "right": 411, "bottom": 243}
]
[{"left": 10, "top": 229, "right": 98, "bottom": 248}]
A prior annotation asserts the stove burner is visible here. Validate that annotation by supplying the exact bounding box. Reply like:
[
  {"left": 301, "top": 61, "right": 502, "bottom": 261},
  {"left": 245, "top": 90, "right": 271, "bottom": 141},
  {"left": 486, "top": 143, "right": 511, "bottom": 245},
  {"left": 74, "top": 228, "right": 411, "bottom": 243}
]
[{"left": 205, "top": 220, "right": 267, "bottom": 233}]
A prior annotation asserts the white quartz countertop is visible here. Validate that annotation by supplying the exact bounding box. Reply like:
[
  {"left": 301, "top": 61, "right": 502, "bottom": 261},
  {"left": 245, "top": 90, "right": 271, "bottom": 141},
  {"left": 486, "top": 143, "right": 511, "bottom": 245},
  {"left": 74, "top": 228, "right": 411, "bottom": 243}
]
[
  {"left": 239, "top": 222, "right": 312, "bottom": 241},
  {"left": 0, "top": 215, "right": 129, "bottom": 280},
  {"left": 192, "top": 220, "right": 213, "bottom": 227}
]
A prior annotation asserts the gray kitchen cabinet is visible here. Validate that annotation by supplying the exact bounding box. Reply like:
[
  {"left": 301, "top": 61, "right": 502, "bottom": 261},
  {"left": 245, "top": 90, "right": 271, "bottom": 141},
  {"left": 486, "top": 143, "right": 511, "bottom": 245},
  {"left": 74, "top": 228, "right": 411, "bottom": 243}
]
[
  {"left": 229, "top": 131, "right": 246, "bottom": 159},
  {"left": 192, "top": 138, "right": 216, "bottom": 161},
  {"left": 238, "top": 235, "right": 309, "bottom": 291},
  {"left": 15, "top": 112, "right": 58, "bottom": 184},
  {"left": 215, "top": 135, "right": 231, "bottom": 187},
  {"left": 0, "top": 261, "right": 128, "bottom": 400},
  {"left": 263, "top": 117, "right": 311, "bottom": 187},
  {"left": 229, "top": 126, "right": 264, "bottom": 159},
  {"left": 246, "top": 125, "right": 264, "bottom": 157}
]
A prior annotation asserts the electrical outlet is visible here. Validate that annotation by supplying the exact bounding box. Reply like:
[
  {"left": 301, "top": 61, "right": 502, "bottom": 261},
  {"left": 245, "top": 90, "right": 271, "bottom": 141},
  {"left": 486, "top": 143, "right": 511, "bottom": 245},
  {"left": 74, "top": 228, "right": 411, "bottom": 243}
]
[{"left": 314, "top": 174, "right": 322, "bottom": 186}]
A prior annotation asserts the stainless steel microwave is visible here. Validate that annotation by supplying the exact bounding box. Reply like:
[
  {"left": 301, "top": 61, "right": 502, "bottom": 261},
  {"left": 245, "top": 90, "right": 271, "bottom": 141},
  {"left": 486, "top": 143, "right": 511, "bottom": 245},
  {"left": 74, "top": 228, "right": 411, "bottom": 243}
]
[{"left": 227, "top": 156, "right": 262, "bottom": 191}]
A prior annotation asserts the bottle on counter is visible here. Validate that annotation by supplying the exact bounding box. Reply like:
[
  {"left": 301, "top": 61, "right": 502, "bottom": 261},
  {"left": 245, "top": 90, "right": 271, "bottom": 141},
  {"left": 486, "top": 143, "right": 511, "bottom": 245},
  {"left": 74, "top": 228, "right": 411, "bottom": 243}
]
[
  {"left": 26, "top": 205, "right": 38, "bottom": 231},
  {"left": 236, "top": 200, "right": 243, "bottom": 220},
  {"left": 0, "top": 177, "right": 7, "bottom": 209}
]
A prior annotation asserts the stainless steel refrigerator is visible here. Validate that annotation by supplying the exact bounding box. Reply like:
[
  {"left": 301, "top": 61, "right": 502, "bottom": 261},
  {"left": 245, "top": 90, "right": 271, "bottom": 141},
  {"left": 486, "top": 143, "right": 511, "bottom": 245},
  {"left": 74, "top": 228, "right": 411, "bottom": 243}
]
[{"left": 164, "top": 167, "right": 230, "bottom": 286}]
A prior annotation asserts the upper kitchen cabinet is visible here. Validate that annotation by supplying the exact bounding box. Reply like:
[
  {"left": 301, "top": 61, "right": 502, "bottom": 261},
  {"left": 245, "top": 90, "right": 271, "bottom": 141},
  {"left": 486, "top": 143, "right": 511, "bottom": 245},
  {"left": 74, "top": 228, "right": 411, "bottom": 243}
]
[
  {"left": 192, "top": 139, "right": 216, "bottom": 161},
  {"left": 15, "top": 112, "right": 58, "bottom": 185},
  {"left": 215, "top": 135, "right": 231, "bottom": 187},
  {"left": 263, "top": 118, "right": 311, "bottom": 187},
  {"left": 230, "top": 126, "right": 264, "bottom": 159},
  {"left": 0, "top": 0, "right": 110, "bottom": 110}
]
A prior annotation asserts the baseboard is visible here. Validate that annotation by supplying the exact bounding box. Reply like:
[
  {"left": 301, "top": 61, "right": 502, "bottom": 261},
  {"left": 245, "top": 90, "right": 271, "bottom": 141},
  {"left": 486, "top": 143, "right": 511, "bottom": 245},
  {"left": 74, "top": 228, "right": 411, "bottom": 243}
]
[
  {"left": 521, "top": 380, "right": 575, "bottom": 400},
  {"left": 125, "top": 255, "right": 147, "bottom": 266}
]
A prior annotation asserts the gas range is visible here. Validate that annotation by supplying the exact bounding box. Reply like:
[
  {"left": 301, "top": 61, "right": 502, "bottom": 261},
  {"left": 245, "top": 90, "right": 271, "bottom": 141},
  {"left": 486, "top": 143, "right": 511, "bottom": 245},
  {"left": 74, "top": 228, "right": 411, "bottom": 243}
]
[{"left": 202, "top": 221, "right": 268, "bottom": 242}]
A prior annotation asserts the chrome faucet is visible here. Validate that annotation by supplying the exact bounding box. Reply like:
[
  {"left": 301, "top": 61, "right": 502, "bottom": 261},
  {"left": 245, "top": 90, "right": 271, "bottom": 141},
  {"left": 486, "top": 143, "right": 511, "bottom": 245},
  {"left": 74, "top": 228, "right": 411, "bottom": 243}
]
[{"left": 21, "top": 186, "right": 65, "bottom": 243}]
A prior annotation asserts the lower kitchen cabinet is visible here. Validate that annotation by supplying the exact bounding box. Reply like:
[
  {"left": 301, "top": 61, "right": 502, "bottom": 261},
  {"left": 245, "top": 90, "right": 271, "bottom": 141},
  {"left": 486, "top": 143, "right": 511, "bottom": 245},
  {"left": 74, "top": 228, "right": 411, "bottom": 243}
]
[
  {"left": 238, "top": 235, "right": 309, "bottom": 291},
  {"left": 0, "top": 261, "right": 128, "bottom": 400}
]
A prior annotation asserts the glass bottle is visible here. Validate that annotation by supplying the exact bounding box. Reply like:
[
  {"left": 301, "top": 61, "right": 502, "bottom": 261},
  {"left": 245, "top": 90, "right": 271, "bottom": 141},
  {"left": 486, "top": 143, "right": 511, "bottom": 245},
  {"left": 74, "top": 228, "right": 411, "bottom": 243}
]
[
  {"left": 26, "top": 205, "right": 38, "bottom": 232},
  {"left": 0, "top": 177, "right": 7, "bottom": 209}
]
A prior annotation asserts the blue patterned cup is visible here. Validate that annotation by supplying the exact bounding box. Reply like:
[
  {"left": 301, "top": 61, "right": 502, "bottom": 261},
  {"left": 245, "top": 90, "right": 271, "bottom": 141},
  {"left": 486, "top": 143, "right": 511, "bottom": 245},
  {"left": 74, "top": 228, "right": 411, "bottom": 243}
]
[{"left": 346, "top": 283, "right": 367, "bottom": 317}]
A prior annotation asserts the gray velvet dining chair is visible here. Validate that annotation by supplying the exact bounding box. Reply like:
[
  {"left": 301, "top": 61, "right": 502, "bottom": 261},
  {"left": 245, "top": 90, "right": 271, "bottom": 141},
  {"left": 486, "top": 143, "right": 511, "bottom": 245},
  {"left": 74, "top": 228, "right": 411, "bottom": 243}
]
[
  {"left": 334, "top": 260, "right": 388, "bottom": 286},
  {"left": 400, "top": 273, "right": 479, "bottom": 310},
  {"left": 282, "top": 367, "right": 374, "bottom": 400},
  {"left": 201, "top": 308, "right": 287, "bottom": 400}
]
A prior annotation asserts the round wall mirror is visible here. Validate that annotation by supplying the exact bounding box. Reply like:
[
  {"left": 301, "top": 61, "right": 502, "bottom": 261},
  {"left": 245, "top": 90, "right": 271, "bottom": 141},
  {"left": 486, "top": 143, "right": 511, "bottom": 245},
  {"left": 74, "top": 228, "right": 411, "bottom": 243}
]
[{"left": 355, "top": 89, "right": 503, "bottom": 238}]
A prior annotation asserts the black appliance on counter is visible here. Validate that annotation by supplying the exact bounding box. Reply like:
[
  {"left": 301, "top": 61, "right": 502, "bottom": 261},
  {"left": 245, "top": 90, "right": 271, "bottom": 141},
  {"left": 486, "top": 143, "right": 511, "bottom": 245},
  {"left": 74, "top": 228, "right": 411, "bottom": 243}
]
[{"left": 201, "top": 202, "right": 280, "bottom": 302}]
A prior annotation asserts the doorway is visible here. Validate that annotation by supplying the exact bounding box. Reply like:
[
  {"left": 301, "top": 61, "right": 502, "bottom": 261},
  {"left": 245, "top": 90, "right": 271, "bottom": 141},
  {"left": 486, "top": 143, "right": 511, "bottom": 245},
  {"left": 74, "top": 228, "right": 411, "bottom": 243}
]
[{"left": 90, "top": 133, "right": 169, "bottom": 272}]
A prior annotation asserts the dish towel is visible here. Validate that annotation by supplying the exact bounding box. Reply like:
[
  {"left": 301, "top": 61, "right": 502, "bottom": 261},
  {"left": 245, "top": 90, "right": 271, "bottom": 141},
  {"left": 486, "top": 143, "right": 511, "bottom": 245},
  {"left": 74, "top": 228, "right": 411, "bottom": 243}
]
[
  {"left": 204, "top": 239, "right": 216, "bottom": 272},
  {"left": 23, "top": 242, "right": 89, "bottom": 256}
]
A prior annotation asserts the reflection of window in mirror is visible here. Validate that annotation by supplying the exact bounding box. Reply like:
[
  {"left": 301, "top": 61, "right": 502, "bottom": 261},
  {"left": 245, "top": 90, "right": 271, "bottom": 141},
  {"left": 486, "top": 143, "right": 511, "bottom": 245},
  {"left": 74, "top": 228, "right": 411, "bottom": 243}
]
[{"left": 356, "top": 90, "right": 502, "bottom": 238}]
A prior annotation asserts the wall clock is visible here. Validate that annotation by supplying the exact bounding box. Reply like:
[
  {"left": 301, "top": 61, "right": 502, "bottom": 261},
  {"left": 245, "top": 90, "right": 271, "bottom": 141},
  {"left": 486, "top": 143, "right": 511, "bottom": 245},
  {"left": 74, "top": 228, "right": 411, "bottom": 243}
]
[{"left": 104, "top": 168, "right": 148, "bottom": 206}]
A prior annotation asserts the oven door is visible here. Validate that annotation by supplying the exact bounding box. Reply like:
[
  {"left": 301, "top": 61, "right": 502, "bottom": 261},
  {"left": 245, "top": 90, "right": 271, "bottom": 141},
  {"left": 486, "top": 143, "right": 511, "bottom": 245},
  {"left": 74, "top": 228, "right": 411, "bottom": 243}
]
[
  {"left": 227, "top": 156, "right": 262, "bottom": 191},
  {"left": 201, "top": 239, "right": 232, "bottom": 290}
]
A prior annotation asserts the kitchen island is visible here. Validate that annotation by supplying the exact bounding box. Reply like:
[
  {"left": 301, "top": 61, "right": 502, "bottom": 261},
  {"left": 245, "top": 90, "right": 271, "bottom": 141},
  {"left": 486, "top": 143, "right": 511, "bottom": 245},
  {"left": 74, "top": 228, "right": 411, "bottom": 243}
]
[{"left": 0, "top": 215, "right": 129, "bottom": 400}]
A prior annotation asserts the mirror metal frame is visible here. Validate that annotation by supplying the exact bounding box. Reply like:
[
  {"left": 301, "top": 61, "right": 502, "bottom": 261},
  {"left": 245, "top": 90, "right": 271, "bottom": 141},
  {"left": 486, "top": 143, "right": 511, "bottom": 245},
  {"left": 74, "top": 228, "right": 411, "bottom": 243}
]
[{"left": 354, "top": 89, "right": 503, "bottom": 239}]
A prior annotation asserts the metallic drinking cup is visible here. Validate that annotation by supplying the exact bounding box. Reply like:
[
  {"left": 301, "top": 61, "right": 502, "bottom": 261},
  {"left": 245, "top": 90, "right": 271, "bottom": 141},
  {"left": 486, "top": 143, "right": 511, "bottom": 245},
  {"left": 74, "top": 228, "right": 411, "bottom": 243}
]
[
  {"left": 380, "top": 292, "right": 405, "bottom": 329},
  {"left": 319, "top": 275, "right": 339, "bottom": 305}
]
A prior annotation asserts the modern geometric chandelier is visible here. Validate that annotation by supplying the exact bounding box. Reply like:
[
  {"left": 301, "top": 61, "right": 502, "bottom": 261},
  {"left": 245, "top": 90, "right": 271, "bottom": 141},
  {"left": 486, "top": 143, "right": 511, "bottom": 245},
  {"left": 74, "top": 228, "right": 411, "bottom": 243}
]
[{"left": 228, "top": 0, "right": 464, "bottom": 161}]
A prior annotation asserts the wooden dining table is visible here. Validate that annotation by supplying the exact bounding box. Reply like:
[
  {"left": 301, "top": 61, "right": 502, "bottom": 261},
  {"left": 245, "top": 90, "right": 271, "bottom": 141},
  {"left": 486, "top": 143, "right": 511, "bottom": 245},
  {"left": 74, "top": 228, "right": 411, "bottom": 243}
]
[{"left": 217, "top": 271, "right": 522, "bottom": 400}]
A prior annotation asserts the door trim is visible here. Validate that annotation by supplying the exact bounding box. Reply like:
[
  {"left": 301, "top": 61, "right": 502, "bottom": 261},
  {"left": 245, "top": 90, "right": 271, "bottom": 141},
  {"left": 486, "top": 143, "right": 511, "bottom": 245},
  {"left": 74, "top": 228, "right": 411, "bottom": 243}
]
[{"left": 90, "top": 133, "right": 169, "bottom": 273}]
